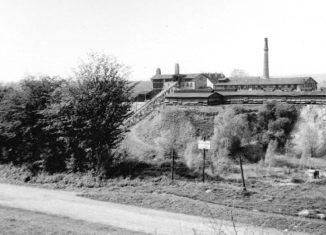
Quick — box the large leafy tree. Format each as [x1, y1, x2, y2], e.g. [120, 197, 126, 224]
[0, 76, 64, 170]
[58, 53, 133, 175]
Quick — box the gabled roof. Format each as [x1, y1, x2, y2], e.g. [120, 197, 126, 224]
[204, 74, 225, 84]
[166, 92, 221, 99]
[218, 90, 326, 97]
[151, 72, 226, 82]
[175, 88, 213, 93]
[151, 73, 203, 80]
[130, 81, 153, 97]
[215, 77, 315, 85]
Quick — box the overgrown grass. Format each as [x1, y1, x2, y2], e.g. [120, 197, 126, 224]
[268, 155, 301, 168]
[263, 153, 326, 170]
[0, 164, 100, 188]
[0, 205, 144, 235]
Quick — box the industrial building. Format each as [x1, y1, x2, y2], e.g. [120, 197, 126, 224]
[126, 38, 325, 127]
[151, 65, 225, 96]
[148, 38, 321, 105]
[165, 89, 223, 105]
[214, 76, 317, 92]
[151, 38, 317, 96]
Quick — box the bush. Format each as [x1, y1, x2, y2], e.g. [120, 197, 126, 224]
[268, 155, 300, 168]
[241, 144, 264, 163]
[291, 177, 305, 183]
[254, 101, 299, 152]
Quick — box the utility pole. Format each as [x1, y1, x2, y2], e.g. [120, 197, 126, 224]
[202, 137, 206, 183]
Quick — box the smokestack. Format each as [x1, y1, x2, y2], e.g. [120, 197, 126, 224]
[156, 68, 161, 75]
[175, 63, 180, 75]
[263, 38, 269, 79]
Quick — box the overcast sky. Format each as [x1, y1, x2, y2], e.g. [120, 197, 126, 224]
[1, 0, 326, 82]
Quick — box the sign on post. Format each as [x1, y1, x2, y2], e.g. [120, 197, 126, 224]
[198, 140, 211, 150]
[198, 139, 210, 183]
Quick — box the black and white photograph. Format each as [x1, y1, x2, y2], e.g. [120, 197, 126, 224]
[0, 0, 326, 234]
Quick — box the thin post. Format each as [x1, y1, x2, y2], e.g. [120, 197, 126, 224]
[202, 137, 206, 183]
[171, 149, 175, 181]
[202, 148, 206, 183]
[239, 155, 246, 191]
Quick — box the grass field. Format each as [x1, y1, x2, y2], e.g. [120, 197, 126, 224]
[1, 159, 326, 234]
[0, 205, 146, 235]
[79, 163, 326, 235]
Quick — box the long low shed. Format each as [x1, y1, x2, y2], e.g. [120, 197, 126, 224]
[165, 92, 223, 105]
[219, 91, 326, 105]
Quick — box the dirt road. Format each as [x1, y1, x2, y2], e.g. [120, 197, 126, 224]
[0, 183, 307, 235]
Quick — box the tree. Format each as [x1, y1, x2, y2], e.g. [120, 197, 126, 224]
[212, 108, 251, 159]
[230, 69, 249, 78]
[56, 53, 133, 175]
[254, 101, 299, 152]
[0, 76, 64, 171]
[302, 124, 319, 158]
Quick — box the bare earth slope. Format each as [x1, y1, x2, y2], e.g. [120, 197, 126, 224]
[0, 183, 306, 235]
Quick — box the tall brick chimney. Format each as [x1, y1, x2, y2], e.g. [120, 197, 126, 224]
[263, 38, 269, 79]
[175, 63, 180, 75]
[156, 68, 161, 75]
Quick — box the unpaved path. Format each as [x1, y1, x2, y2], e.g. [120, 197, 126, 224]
[0, 183, 307, 235]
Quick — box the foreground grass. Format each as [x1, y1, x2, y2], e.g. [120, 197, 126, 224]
[1, 162, 326, 234]
[80, 176, 326, 235]
[0, 205, 145, 235]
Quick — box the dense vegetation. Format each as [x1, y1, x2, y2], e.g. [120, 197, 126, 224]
[0, 53, 133, 176]
[192, 103, 300, 171]
[0, 51, 303, 179]
[233, 102, 299, 153]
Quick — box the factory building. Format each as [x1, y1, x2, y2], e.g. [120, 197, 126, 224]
[151, 64, 225, 96]
[151, 38, 317, 96]
[165, 89, 223, 106]
[214, 38, 317, 92]
[214, 76, 317, 92]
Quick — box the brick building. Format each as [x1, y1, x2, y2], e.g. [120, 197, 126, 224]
[151, 64, 225, 96]
[214, 76, 317, 92]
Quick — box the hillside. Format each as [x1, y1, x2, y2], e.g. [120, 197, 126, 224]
[121, 104, 326, 170]
[86, 105, 326, 235]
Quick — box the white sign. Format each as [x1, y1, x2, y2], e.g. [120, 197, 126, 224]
[198, 140, 211, 150]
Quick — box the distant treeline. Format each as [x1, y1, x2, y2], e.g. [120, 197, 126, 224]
[0, 53, 133, 176]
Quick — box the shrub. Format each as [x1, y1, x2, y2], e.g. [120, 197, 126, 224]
[241, 144, 264, 163]
[291, 177, 305, 183]
[268, 155, 300, 168]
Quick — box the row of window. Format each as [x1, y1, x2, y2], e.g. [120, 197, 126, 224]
[214, 84, 302, 89]
[153, 81, 163, 89]
[180, 82, 194, 88]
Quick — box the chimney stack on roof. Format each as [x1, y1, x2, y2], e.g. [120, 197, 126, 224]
[175, 63, 180, 75]
[156, 68, 161, 75]
[263, 38, 269, 79]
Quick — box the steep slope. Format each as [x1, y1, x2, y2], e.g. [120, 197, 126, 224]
[121, 107, 219, 166]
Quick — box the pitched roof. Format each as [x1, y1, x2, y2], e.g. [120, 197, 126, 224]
[151, 73, 203, 80]
[204, 73, 225, 84]
[215, 77, 315, 85]
[130, 81, 153, 97]
[218, 91, 326, 97]
[166, 92, 220, 99]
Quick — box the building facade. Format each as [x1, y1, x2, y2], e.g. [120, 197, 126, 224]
[151, 64, 225, 96]
[214, 77, 317, 92]
[165, 90, 223, 105]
